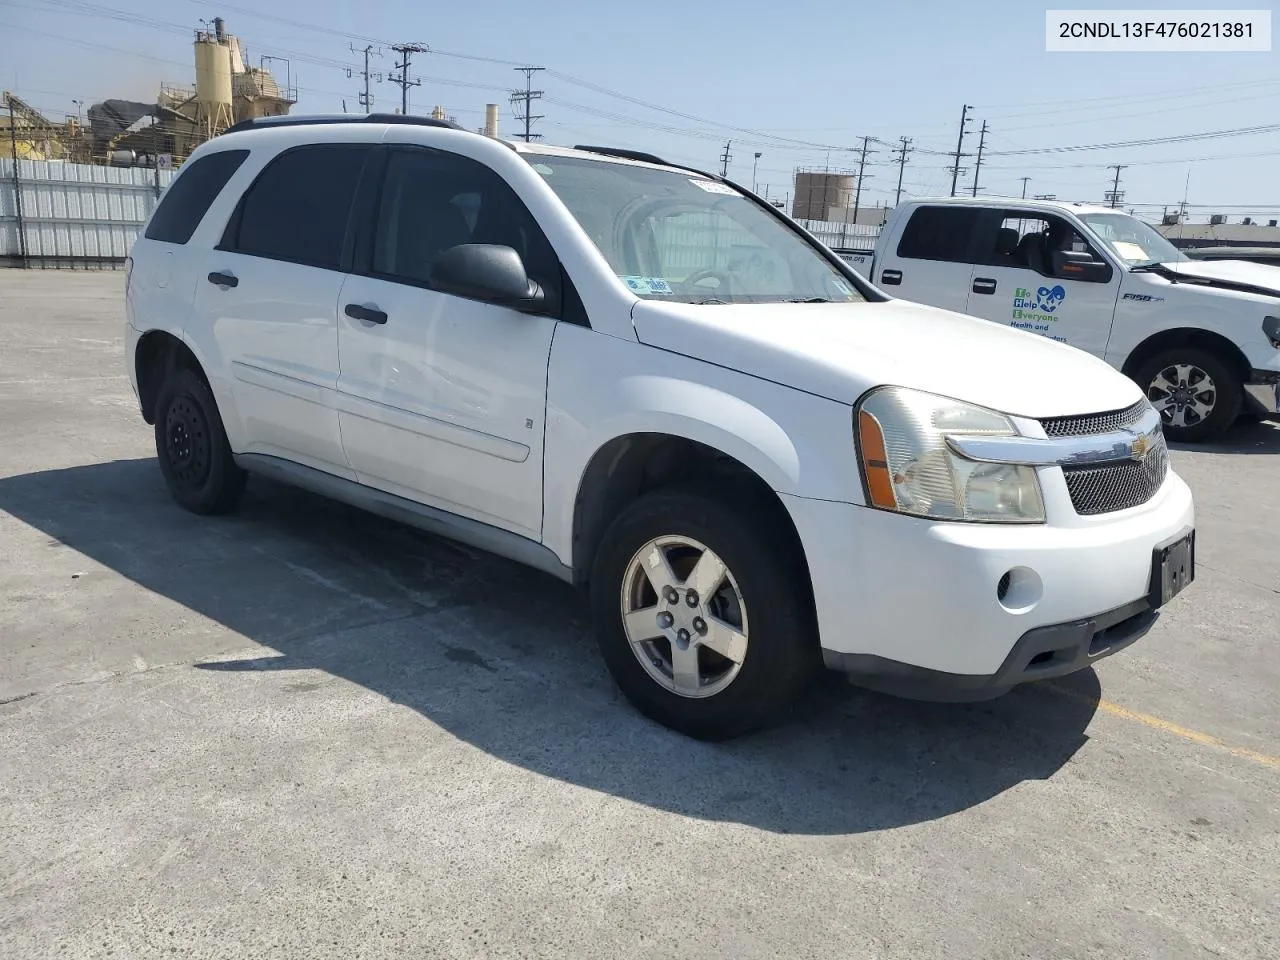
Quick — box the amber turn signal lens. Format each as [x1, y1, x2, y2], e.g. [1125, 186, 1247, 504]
[858, 409, 897, 509]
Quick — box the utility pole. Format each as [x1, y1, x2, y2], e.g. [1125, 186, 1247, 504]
[388, 43, 428, 115]
[949, 104, 973, 197]
[7, 98, 28, 267]
[348, 44, 383, 113]
[893, 136, 913, 206]
[752, 151, 762, 192]
[970, 120, 988, 197]
[852, 135, 876, 223]
[1106, 164, 1127, 208]
[510, 66, 545, 142]
[720, 140, 733, 176]
[1019, 176, 1031, 199]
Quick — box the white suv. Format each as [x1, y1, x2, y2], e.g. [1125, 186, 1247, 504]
[124, 114, 1196, 740]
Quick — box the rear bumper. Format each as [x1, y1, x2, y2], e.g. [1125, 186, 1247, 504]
[1244, 369, 1280, 416]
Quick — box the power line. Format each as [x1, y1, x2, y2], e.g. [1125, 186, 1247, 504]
[387, 42, 428, 115]
[510, 66, 545, 142]
[719, 140, 733, 176]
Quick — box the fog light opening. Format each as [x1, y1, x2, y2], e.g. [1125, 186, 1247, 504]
[997, 566, 1043, 614]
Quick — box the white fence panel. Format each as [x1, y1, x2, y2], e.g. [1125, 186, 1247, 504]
[1, 158, 175, 268]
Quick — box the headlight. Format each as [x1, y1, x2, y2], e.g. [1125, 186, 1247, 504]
[855, 386, 1045, 523]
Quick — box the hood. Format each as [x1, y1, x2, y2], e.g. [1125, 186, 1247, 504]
[1151, 259, 1280, 298]
[631, 299, 1144, 419]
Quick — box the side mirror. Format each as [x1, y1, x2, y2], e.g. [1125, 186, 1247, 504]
[429, 244, 547, 313]
[1052, 249, 1112, 283]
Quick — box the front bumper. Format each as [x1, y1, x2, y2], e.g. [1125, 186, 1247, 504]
[780, 468, 1195, 699]
[1244, 369, 1280, 416]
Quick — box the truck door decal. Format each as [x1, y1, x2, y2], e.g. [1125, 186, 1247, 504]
[1011, 285, 1069, 342]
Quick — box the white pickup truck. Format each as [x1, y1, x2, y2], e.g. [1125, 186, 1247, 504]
[853, 197, 1280, 442]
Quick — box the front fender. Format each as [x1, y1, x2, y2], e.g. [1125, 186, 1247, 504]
[542, 326, 863, 565]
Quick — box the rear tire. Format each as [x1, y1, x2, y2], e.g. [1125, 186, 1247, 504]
[153, 366, 246, 515]
[588, 485, 818, 741]
[1134, 348, 1241, 443]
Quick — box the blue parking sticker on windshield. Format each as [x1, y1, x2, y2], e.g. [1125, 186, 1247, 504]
[620, 276, 674, 294]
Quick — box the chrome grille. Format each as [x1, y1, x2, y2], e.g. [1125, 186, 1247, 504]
[1040, 400, 1148, 438]
[1061, 436, 1169, 515]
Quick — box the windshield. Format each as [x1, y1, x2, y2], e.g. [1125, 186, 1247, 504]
[1078, 212, 1188, 268]
[524, 154, 866, 304]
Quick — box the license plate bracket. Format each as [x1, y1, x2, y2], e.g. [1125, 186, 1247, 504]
[1149, 528, 1195, 609]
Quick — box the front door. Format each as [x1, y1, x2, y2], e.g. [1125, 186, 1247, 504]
[963, 209, 1121, 359]
[334, 145, 563, 540]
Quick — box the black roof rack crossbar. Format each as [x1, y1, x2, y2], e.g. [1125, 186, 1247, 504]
[224, 113, 465, 135]
[572, 145, 669, 165]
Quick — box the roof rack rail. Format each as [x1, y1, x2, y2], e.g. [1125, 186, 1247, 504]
[223, 113, 466, 135]
[572, 145, 669, 165]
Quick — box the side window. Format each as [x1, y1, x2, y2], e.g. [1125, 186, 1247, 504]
[371, 147, 559, 299]
[223, 144, 370, 269]
[982, 211, 1108, 280]
[895, 206, 982, 263]
[144, 149, 249, 244]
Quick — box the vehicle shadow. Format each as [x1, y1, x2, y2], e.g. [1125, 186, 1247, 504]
[1169, 417, 1280, 456]
[0, 458, 1102, 836]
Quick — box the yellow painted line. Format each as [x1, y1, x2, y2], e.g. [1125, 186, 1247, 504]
[1046, 683, 1280, 771]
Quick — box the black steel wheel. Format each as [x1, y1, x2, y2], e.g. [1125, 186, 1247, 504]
[153, 366, 246, 515]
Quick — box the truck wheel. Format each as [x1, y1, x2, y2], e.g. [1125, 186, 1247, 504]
[153, 366, 246, 515]
[1134, 348, 1242, 443]
[589, 485, 818, 741]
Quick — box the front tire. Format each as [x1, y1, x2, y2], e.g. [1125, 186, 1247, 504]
[153, 366, 246, 515]
[588, 485, 818, 741]
[1134, 348, 1241, 443]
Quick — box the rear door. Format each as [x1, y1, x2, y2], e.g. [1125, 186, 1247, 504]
[963, 208, 1121, 358]
[192, 139, 376, 475]
[871, 204, 983, 312]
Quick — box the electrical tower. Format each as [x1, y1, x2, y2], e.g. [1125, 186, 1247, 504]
[720, 140, 733, 176]
[970, 120, 988, 197]
[511, 66, 545, 142]
[852, 135, 876, 223]
[893, 136, 913, 206]
[949, 104, 973, 197]
[1106, 164, 1127, 208]
[348, 44, 383, 113]
[388, 43, 428, 115]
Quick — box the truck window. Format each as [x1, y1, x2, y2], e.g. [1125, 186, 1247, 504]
[981, 212, 1107, 278]
[895, 206, 981, 263]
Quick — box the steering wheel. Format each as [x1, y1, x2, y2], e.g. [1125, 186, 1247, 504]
[680, 267, 736, 297]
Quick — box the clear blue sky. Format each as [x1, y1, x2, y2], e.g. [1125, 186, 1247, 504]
[3, 0, 1279, 219]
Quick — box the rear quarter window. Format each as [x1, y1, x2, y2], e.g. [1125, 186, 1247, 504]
[896, 206, 981, 263]
[143, 149, 249, 245]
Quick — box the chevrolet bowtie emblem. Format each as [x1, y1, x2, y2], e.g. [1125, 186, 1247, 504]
[1129, 433, 1151, 461]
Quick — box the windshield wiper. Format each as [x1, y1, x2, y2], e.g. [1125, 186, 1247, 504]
[695, 298, 728, 305]
[786, 297, 830, 303]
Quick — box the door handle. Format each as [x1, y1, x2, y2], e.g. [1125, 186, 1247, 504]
[880, 269, 902, 286]
[972, 277, 997, 294]
[207, 271, 238, 288]
[344, 303, 388, 325]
